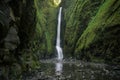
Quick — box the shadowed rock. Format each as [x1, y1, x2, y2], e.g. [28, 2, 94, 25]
[4, 27, 20, 50]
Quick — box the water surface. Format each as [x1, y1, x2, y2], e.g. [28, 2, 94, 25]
[24, 59, 120, 80]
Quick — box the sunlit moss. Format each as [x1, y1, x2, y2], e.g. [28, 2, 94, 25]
[53, 0, 61, 6]
[47, 0, 61, 7]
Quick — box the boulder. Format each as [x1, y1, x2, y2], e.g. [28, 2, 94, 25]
[4, 27, 20, 50]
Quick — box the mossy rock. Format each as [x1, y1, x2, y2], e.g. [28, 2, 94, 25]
[75, 0, 120, 64]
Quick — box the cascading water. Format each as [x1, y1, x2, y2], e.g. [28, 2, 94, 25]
[55, 7, 63, 76]
[55, 61, 63, 75]
[56, 7, 63, 61]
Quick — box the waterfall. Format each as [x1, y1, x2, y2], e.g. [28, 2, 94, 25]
[55, 7, 63, 76]
[55, 61, 63, 75]
[56, 7, 63, 60]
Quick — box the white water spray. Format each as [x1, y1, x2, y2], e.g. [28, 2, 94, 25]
[55, 61, 63, 75]
[56, 7, 63, 60]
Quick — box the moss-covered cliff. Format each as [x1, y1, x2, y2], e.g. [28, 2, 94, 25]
[75, 0, 120, 63]
[63, 0, 120, 64]
[34, 0, 62, 58]
[32, 0, 120, 64]
[63, 0, 104, 57]
[0, 0, 120, 79]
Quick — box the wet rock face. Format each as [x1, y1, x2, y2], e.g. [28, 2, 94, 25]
[34, 0, 58, 58]
[0, 0, 11, 43]
[0, 0, 37, 79]
[62, 0, 104, 57]
[62, 0, 120, 63]
[4, 27, 20, 50]
[19, 0, 36, 48]
[73, 0, 120, 63]
[0, 0, 36, 49]
[0, 0, 36, 51]
[81, 24, 120, 63]
[0, 0, 36, 48]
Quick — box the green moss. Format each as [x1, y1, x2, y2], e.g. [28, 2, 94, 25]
[34, 0, 58, 56]
[74, 0, 120, 63]
[63, 0, 103, 55]
[76, 0, 120, 51]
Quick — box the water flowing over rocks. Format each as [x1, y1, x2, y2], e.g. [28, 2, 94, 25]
[0, 0, 120, 79]
[22, 59, 120, 80]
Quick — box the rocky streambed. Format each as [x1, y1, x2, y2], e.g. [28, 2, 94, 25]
[23, 59, 120, 80]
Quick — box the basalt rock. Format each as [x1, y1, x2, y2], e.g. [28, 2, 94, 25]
[4, 27, 20, 50]
[61, 0, 120, 64]
[74, 0, 120, 64]
[0, 0, 37, 79]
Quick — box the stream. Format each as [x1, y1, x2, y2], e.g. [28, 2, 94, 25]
[23, 59, 120, 80]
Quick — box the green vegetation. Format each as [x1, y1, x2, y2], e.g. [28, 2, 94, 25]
[74, 0, 120, 63]
[34, 0, 59, 58]
[60, 0, 120, 64]
[63, 0, 104, 57]
[76, 0, 120, 50]
[0, 0, 120, 79]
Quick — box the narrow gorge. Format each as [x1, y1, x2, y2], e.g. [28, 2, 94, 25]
[0, 0, 120, 80]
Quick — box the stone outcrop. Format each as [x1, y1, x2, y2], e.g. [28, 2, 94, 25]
[0, 0, 37, 79]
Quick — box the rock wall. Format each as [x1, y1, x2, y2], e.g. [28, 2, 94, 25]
[63, 0, 120, 64]
[75, 0, 120, 64]
[34, 0, 60, 58]
[30, 0, 120, 65]
[63, 0, 104, 57]
[0, 0, 39, 79]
